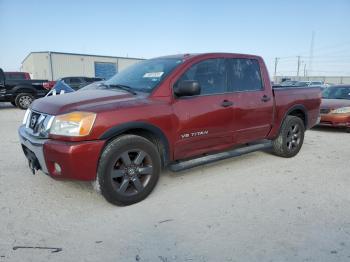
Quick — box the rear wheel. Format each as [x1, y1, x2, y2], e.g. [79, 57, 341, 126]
[98, 135, 161, 206]
[15, 93, 34, 110]
[272, 116, 305, 158]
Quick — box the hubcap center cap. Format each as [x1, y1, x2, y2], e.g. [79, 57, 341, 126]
[126, 167, 138, 176]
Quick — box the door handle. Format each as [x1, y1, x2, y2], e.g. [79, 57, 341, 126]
[261, 95, 271, 102]
[221, 100, 234, 107]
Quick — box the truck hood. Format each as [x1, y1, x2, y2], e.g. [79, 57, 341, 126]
[321, 99, 350, 110]
[31, 89, 148, 115]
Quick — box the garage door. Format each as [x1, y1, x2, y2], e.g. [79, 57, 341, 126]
[94, 62, 117, 80]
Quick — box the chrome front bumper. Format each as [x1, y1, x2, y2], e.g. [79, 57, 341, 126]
[18, 125, 49, 174]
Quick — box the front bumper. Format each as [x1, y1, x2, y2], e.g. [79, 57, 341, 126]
[319, 113, 350, 127]
[18, 125, 105, 180]
[19, 125, 49, 173]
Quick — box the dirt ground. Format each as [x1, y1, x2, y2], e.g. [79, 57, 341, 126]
[0, 103, 349, 262]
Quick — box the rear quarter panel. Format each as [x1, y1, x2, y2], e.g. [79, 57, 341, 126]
[268, 87, 321, 138]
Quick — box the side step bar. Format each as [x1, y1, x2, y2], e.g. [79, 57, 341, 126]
[168, 141, 272, 172]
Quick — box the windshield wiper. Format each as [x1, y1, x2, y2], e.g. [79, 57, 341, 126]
[108, 84, 137, 95]
[98, 83, 137, 95]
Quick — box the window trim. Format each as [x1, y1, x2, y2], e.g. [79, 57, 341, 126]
[172, 58, 229, 99]
[226, 58, 264, 93]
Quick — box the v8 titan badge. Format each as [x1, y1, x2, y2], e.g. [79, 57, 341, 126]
[181, 130, 209, 139]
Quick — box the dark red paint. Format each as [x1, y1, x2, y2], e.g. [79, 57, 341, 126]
[30, 53, 321, 180]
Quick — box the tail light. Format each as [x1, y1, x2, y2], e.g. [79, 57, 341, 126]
[43, 81, 56, 90]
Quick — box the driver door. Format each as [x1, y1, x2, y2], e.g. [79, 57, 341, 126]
[172, 58, 234, 160]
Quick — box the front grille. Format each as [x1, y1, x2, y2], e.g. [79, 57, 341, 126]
[25, 110, 53, 137]
[28, 111, 42, 130]
[320, 108, 331, 114]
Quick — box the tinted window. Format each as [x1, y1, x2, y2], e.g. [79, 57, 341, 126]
[5, 73, 26, 80]
[177, 58, 227, 95]
[322, 86, 350, 100]
[227, 59, 263, 91]
[85, 77, 103, 82]
[69, 78, 82, 84]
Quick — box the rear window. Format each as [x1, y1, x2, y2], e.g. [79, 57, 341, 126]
[68, 78, 82, 84]
[85, 77, 103, 82]
[5, 73, 26, 80]
[227, 59, 263, 91]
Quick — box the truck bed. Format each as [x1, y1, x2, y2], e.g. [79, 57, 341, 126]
[268, 86, 321, 138]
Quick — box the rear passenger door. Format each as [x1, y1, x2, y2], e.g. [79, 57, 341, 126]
[172, 58, 234, 160]
[226, 58, 274, 144]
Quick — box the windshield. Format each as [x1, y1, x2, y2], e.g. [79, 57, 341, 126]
[322, 86, 350, 99]
[82, 58, 183, 93]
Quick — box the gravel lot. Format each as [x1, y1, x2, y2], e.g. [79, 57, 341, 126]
[0, 102, 349, 262]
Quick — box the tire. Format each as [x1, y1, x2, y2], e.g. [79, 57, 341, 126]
[10, 101, 16, 107]
[272, 116, 305, 158]
[98, 134, 161, 206]
[15, 93, 34, 110]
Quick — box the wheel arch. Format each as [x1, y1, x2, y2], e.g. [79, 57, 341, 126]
[99, 122, 170, 166]
[285, 104, 308, 128]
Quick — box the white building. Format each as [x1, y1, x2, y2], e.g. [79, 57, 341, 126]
[21, 51, 144, 80]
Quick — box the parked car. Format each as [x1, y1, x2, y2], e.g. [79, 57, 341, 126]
[319, 85, 350, 132]
[43, 76, 104, 91]
[0, 68, 50, 109]
[294, 80, 328, 88]
[279, 80, 299, 86]
[45, 80, 75, 97]
[18, 53, 321, 205]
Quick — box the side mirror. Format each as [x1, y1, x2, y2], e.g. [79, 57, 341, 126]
[174, 80, 201, 97]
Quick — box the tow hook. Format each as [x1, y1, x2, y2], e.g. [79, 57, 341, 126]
[28, 159, 39, 175]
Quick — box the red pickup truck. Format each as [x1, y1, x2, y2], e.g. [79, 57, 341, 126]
[18, 53, 321, 205]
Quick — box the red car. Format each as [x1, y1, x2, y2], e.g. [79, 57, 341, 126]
[319, 85, 350, 132]
[18, 53, 321, 205]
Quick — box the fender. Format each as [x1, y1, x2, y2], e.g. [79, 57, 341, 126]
[99, 121, 170, 164]
[278, 104, 308, 131]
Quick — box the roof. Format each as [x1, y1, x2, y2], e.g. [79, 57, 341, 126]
[21, 51, 144, 64]
[153, 52, 261, 60]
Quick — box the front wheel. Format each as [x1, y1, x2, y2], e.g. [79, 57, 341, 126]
[15, 93, 34, 110]
[97, 135, 161, 206]
[272, 116, 305, 158]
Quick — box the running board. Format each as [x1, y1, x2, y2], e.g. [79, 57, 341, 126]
[168, 141, 272, 172]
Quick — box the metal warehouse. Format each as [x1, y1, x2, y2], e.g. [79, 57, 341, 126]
[21, 51, 144, 80]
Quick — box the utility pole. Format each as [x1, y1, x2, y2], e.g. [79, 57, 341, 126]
[303, 63, 307, 76]
[309, 31, 315, 76]
[297, 56, 301, 79]
[274, 57, 279, 83]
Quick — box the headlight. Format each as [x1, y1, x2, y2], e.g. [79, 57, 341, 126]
[331, 107, 350, 114]
[50, 111, 96, 137]
[22, 109, 31, 125]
